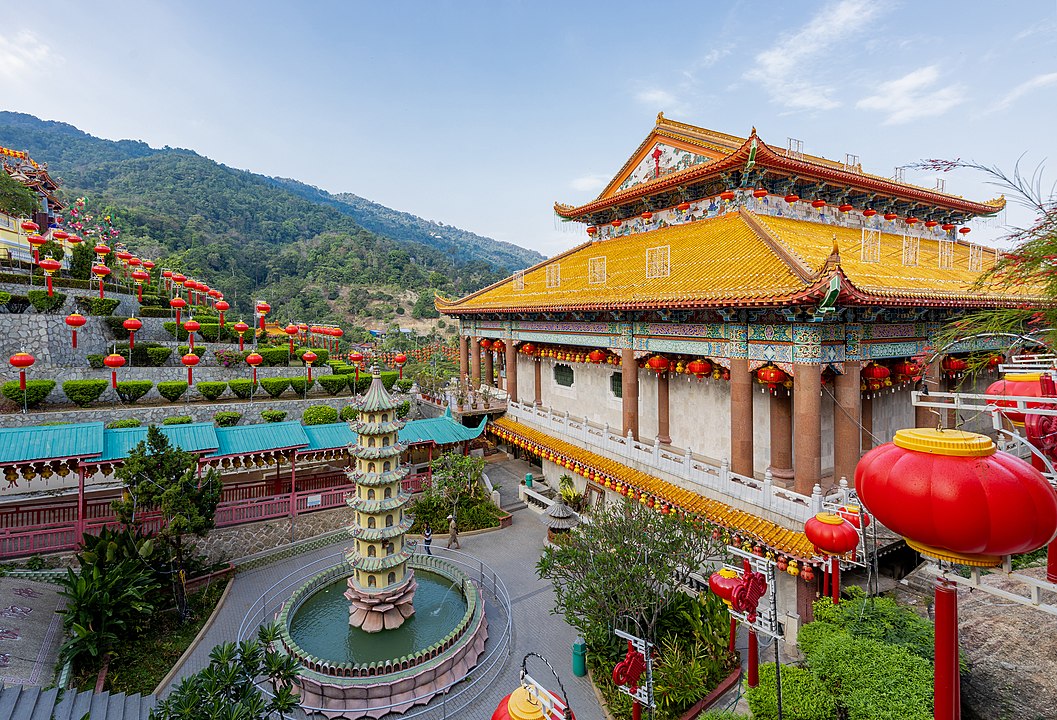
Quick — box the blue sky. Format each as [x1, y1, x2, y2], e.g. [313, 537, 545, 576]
[2, 0, 1055, 256]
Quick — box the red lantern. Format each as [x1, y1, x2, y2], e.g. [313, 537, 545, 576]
[959, 227, 971, 235]
[349, 350, 364, 386]
[752, 188, 768, 198]
[302, 350, 317, 382]
[19, 221, 39, 234]
[941, 223, 955, 232]
[892, 360, 920, 382]
[9, 352, 34, 391]
[646, 355, 669, 374]
[285, 323, 298, 355]
[171, 272, 186, 288]
[215, 300, 230, 327]
[861, 362, 890, 382]
[394, 352, 408, 378]
[37, 256, 61, 296]
[142, 259, 155, 272]
[640, 211, 653, 220]
[687, 358, 712, 380]
[784, 194, 799, 203]
[837, 505, 870, 529]
[676, 201, 691, 212]
[520, 343, 537, 356]
[801, 565, 815, 583]
[611, 220, 622, 228]
[26, 235, 46, 264]
[331, 327, 344, 352]
[162, 269, 173, 290]
[985, 372, 1047, 426]
[246, 352, 263, 385]
[480, 338, 493, 350]
[905, 216, 919, 225]
[810, 199, 826, 208]
[492, 340, 505, 352]
[233, 320, 250, 351]
[586, 226, 598, 237]
[862, 209, 877, 217]
[104, 353, 126, 389]
[131, 269, 150, 301]
[883, 212, 898, 221]
[123, 317, 143, 352]
[67, 234, 82, 246]
[838, 203, 853, 212]
[65, 313, 87, 348]
[924, 220, 939, 228]
[805, 512, 859, 604]
[255, 301, 271, 331]
[91, 264, 111, 299]
[182, 352, 200, 385]
[941, 356, 967, 377]
[756, 365, 788, 393]
[587, 349, 607, 364]
[720, 190, 736, 202]
[184, 319, 201, 350]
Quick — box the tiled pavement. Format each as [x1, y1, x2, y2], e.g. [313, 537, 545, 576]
[161, 460, 606, 719]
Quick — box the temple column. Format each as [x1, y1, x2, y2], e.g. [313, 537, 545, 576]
[470, 337, 481, 388]
[915, 359, 941, 428]
[656, 370, 671, 444]
[729, 358, 753, 478]
[534, 358, 542, 407]
[483, 349, 494, 387]
[506, 342, 518, 403]
[793, 363, 822, 495]
[833, 361, 861, 485]
[621, 349, 639, 440]
[768, 392, 793, 483]
[459, 335, 469, 389]
[861, 396, 873, 452]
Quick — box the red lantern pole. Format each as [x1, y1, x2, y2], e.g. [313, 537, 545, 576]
[934, 579, 959, 720]
[728, 616, 737, 654]
[746, 629, 759, 689]
[830, 556, 841, 604]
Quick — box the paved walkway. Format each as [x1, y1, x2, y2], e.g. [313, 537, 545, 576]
[0, 578, 65, 688]
[162, 461, 605, 719]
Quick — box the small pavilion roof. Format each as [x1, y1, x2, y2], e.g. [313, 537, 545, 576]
[0, 422, 104, 466]
[400, 409, 486, 445]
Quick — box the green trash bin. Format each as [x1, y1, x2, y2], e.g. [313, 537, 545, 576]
[572, 638, 587, 677]
[525, 473, 533, 489]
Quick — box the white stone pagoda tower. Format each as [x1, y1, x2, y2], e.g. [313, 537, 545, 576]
[345, 367, 416, 632]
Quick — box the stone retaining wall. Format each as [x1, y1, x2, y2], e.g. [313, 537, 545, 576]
[191, 505, 351, 565]
[0, 281, 141, 318]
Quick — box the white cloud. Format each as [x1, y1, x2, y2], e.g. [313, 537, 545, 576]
[0, 30, 58, 83]
[569, 174, 609, 192]
[745, 0, 882, 111]
[855, 65, 965, 124]
[986, 72, 1057, 113]
[635, 88, 678, 107]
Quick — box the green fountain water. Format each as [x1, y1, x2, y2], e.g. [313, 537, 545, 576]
[289, 570, 467, 665]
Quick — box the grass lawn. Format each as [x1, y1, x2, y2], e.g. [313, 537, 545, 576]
[76, 578, 229, 696]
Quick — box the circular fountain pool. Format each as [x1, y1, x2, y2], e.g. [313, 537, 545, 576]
[289, 570, 467, 665]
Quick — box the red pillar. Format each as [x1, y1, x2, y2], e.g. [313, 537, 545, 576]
[621, 348, 639, 440]
[505, 342, 518, 403]
[747, 629, 759, 688]
[934, 578, 960, 720]
[76, 466, 86, 540]
[289, 454, 297, 521]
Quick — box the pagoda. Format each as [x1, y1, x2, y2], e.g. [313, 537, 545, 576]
[344, 367, 416, 632]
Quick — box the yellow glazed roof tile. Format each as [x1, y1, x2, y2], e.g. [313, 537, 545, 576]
[491, 417, 816, 560]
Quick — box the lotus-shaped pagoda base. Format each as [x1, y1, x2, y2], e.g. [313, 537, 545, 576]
[345, 572, 417, 633]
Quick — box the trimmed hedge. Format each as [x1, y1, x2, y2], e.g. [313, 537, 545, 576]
[0, 291, 9, 305]
[106, 418, 142, 429]
[146, 347, 173, 366]
[228, 379, 258, 399]
[62, 379, 109, 407]
[112, 341, 166, 367]
[395, 378, 414, 393]
[259, 377, 290, 398]
[157, 380, 189, 402]
[196, 381, 227, 401]
[162, 415, 193, 425]
[395, 399, 411, 419]
[747, 664, 838, 720]
[258, 347, 292, 367]
[75, 296, 121, 316]
[177, 345, 207, 357]
[1, 379, 56, 408]
[87, 354, 105, 369]
[261, 409, 287, 423]
[164, 322, 189, 341]
[0, 270, 125, 293]
[27, 290, 66, 314]
[295, 347, 329, 364]
[116, 380, 153, 403]
[139, 306, 175, 318]
[197, 323, 236, 342]
[4, 294, 30, 314]
[303, 405, 339, 425]
[213, 411, 241, 427]
[289, 377, 314, 395]
[317, 374, 347, 395]
[339, 404, 356, 422]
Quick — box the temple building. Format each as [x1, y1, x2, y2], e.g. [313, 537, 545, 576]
[438, 115, 1035, 632]
[345, 368, 417, 632]
[0, 145, 70, 263]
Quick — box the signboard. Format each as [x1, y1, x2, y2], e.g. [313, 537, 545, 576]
[306, 494, 322, 508]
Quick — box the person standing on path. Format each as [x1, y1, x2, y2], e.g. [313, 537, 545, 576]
[423, 522, 433, 555]
[447, 514, 460, 549]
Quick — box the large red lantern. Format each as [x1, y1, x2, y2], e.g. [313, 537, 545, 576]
[182, 352, 200, 385]
[941, 356, 968, 378]
[255, 301, 271, 331]
[492, 340, 505, 353]
[756, 364, 788, 393]
[676, 201, 691, 212]
[214, 300, 230, 328]
[93, 243, 111, 262]
[245, 351, 263, 385]
[857, 428, 1057, 720]
[883, 212, 898, 222]
[19, 221, 39, 234]
[285, 324, 298, 355]
[171, 272, 186, 289]
[646, 355, 669, 374]
[26, 235, 46, 264]
[804, 512, 859, 604]
[170, 297, 187, 327]
[123, 317, 143, 352]
[838, 203, 853, 212]
[91, 263, 111, 299]
[67, 234, 82, 246]
[131, 269, 150, 301]
[985, 372, 1046, 426]
[302, 350, 318, 383]
[37, 256, 61, 296]
[752, 188, 768, 198]
[720, 190, 737, 202]
[65, 313, 87, 348]
[862, 209, 877, 217]
[892, 360, 920, 383]
[520, 343, 537, 356]
[394, 352, 408, 379]
[480, 338, 493, 350]
[104, 353, 126, 389]
[184, 319, 201, 350]
[9, 352, 34, 391]
[861, 362, 890, 382]
[687, 358, 712, 380]
[233, 320, 250, 351]
[587, 349, 607, 364]
[810, 199, 826, 208]
[784, 194, 799, 204]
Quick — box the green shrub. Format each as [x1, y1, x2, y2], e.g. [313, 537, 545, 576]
[259, 377, 290, 398]
[196, 381, 227, 401]
[109, 340, 165, 367]
[1, 379, 56, 408]
[146, 347, 173, 366]
[295, 347, 329, 364]
[86, 354, 105, 369]
[339, 404, 357, 421]
[162, 415, 193, 425]
[260, 409, 287, 423]
[106, 418, 142, 429]
[27, 290, 66, 314]
[302, 405, 339, 425]
[288, 377, 314, 395]
[116, 380, 152, 404]
[395, 378, 414, 392]
[104, 316, 134, 339]
[177, 345, 206, 357]
[317, 374, 347, 395]
[62, 379, 109, 407]
[213, 349, 247, 368]
[75, 296, 121, 316]
[258, 347, 291, 366]
[4, 293, 31, 313]
[228, 379, 258, 399]
[163, 321, 189, 341]
[39, 421, 70, 426]
[157, 381, 189, 402]
[197, 323, 235, 343]
[746, 664, 838, 720]
[349, 375, 372, 394]
[380, 371, 399, 391]
[213, 411, 241, 427]
[0, 291, 9, 305]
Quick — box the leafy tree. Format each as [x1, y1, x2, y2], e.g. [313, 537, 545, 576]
[537, 500, 721, 649]
[150, 625, 300, 720]
[0, 170, 38, 216]
[112, 426, 221, 617]
[428, 451, 485, 516]
[411, 291, 439, 319]
[69, 240, 95, 280]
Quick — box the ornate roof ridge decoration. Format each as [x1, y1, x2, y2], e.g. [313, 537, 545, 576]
[555, 117, 1004, 220]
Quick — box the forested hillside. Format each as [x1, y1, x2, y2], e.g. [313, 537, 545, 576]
[0, 112, 543, 332]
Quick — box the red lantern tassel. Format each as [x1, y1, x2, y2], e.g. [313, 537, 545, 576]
[175, 309, 181, 327]
[98, 279, 105, 299]
[307, 366, 313, 383]
[137, 284, 143, 301]
[129, 333, 135, 352]
[46, 275, 53, 296]
[259, 315, 265, 331]
[187, 367, 194, 386]
[219, 312, 225, 328]
[189, 335, 195, 351]
[71, 330, 78, 349]
[252, 367, 257, 384]
[239, 336, 244, 351]
[111, 370, 117, 390]
[19, 371, 26, 391]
